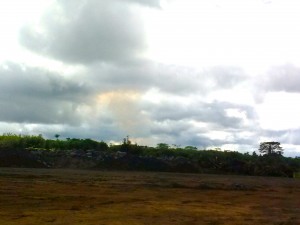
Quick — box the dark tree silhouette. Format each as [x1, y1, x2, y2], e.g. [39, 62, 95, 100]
[259, 142, 283, 155]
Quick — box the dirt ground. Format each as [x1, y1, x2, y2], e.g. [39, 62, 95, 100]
[0, 168, 299, 225]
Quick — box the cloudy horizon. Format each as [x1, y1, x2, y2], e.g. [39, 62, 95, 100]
[1, 0, 300, 156]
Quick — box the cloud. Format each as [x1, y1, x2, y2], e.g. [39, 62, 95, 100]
[0, 61, 257, 148]
[0, 62, 91, 125]
[2, 0, 300, 157]
[262, 128, 300, 146]
[0, 62, 151, 140]
[139, 97, 260, 147]
[204, 66, 248, 89]
[254, 64, 300, 100]
[125, 0, 161, 7]
[4, 0, 264, 151]
[257, 128, 300, 156]
[85, 60, 156, 93]
[147, 118, 258, 148]
[19, 0, 153, 64]
[143, 99, 257, 128]
[252, 63, 300, 105]
[85, 61, 249, 97]
[265, 64, 300, 92]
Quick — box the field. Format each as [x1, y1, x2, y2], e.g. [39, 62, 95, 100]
[0, 168, 299, 225]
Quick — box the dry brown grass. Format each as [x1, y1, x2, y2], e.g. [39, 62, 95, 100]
[0, 168, 299, 225]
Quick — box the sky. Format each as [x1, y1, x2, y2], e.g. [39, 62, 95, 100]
[1, 0, 300, 156]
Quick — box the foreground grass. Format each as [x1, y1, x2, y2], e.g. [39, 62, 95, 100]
[0, 168, 299, 225]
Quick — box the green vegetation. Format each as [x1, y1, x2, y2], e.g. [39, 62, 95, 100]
[0, 133, 108, 151]
[294, 172, 300, 178]
[0, 133, 299, 177]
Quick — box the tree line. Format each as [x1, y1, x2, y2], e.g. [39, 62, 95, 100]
[0, 133, 108, 151]
[0, 133, 299, 177]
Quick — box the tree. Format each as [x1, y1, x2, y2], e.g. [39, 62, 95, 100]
[54, 134, 60, 140]
[156, 143, 169, 150]
[184, 146, 197, 151]
[120, 136, 131, 153]
[259, 142, 283, 155]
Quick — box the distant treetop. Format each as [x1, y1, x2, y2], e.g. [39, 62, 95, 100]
[259, 141, 283, 155]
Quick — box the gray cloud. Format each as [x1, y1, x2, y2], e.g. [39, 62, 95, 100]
[259, 64, 300, 93]
[125, 0, 161, 7]
[19, 0, 151, 64]
[252, 64, 300, 103]
[262, 129, 300, 146]
[138, 99, 260, 148]
[147, 118, 258, 148]
[257, 129, 300, 156]
[70, 61, 254, 147]
[148, 118, 228, 148]
[0, 62, 91, 125]
[19, 0, 248, 97]
[5, 0, 262, 150]
[2, 0, 300, 157]
[0, 58, 254, 149]
[0, 61, 153, 140]
[149, 65, 248, 95]
[0, 60, 260, 149]
[85, 61, 249, 96]
[202, 66, 248, 89]
[143, 100, 257, 129]
[86, 60, 156, 92]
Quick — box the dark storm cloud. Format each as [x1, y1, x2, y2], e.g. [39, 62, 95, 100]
[19, 0, 150, 64]
[0, 62, 91, 125]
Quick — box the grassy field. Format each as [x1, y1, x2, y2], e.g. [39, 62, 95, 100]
[0, 168, 299, 225]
